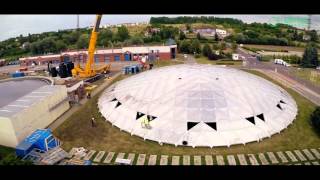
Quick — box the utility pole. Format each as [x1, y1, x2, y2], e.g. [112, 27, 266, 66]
[76, 15, 80, 65]
[308, 14, 312, 31]
[77, 14, 80, 30]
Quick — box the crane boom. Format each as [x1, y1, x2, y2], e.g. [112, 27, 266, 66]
[72, 14, 110, 78]
[85, 15, 102, 74]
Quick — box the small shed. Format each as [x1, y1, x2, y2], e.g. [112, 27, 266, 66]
[16, 129, 60, 158]
[232, 54, 239, 60]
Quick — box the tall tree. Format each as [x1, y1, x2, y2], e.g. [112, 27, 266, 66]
[55, 40, 67, 52]
[214, 33, 219, 41]
[130, 36, 144, 45]
[98, 28, 113, 46]
[76, 34, 89, 49]
[311, 106, 320, 133]
[179, 40, 191, 53]
[117, 26, 130, 41]
[196, 33, 202, 40]
[309, 30, 318, 42]
[190, 39, 201, 54]
[179, 30, 186, 40]
[186, 23, 192, 32]
[292, 30, 299, 41]
[202, 43, 212, 57]
[301, 43, 318, 68]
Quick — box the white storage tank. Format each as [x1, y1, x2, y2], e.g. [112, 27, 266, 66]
[0, 85, 70, 147]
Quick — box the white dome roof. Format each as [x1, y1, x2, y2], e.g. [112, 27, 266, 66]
[98, 64, 297, 147]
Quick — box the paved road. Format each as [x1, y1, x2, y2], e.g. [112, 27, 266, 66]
[237, 48, 320, 106]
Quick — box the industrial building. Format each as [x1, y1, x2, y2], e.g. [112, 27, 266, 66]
[0, 79, 70, 147]
[98, 64, 297, 148]
[19, 45, 177, 66]
[193, 28, 228, 38]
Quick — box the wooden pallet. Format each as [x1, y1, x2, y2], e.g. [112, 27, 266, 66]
[40, 147, 69, 165]
[67, 158, 85, 165]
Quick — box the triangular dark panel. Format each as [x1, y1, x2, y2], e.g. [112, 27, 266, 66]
[147, 115, 157, 121]
[205, 122, 217, 131]
[256, 113, 265, 121]
[277, 103, 283, 110]
[245, 117, 255, 125]
[280, 100, 286, 104]
[111, 98, 117, 102]
[115, 101, 121, 108]
[187, 122, 199, 130]
[136, 112, 145, 120]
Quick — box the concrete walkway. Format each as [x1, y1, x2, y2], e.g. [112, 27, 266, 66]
[184, 55, 197, 64]
[48, 72, 121, 130]
[65, 148, 320, 166]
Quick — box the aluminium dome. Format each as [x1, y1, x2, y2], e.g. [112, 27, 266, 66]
[98, 64, 297, 148]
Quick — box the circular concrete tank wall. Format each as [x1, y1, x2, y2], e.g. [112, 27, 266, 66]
[98, 64, 298, 148]
[0, 78, 50, 108]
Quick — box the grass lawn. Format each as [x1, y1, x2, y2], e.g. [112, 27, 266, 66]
[154, 59, 184, 67]
[195, 56, 242, 66]
[243, 44, 307, 52]
[54, 66, 319, 156]
[290, 68, 320, 87]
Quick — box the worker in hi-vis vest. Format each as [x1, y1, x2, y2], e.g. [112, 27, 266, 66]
[140, 115, 150, 129]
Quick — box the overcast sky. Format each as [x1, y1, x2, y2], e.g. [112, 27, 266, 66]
[0, 15, 319, 41]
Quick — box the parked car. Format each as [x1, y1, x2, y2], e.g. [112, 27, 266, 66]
[274, 59, 291, 67]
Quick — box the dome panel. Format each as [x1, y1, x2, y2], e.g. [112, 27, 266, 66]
[98, 64, 298, 147]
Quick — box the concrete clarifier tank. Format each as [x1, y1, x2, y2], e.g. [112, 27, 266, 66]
[0, 79, 70, 147]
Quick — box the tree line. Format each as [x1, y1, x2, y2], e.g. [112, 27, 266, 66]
[151, 16, 319, 47]
[150, 16, 244, 26]
[0, 24, 183, 61]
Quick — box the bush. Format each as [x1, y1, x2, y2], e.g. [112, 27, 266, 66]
[208, 53, 223, 60]
[179, 40, 191, 54]
[202, 44, 212, 57]
[223, 52, 232, 59]
[216, 62, 234, 65]
[194, 54, 201, 58]
[301, 43, 319, 68]
[311, 107, 320, 133]
[261, 55, 273, 62]
[190, 39, 201, 54]
[0, 154, 33, 165]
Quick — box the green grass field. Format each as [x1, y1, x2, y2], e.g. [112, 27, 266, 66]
[290, 68, 320, 87]
[53, 66, 319, 156]
[195, 56, 242, 66]
[154, 59, 183, 67]
[243, 44, 307, 52]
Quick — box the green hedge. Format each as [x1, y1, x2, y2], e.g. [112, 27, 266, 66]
[311, 107, 320, 133]
[216, 62, 235, 65]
